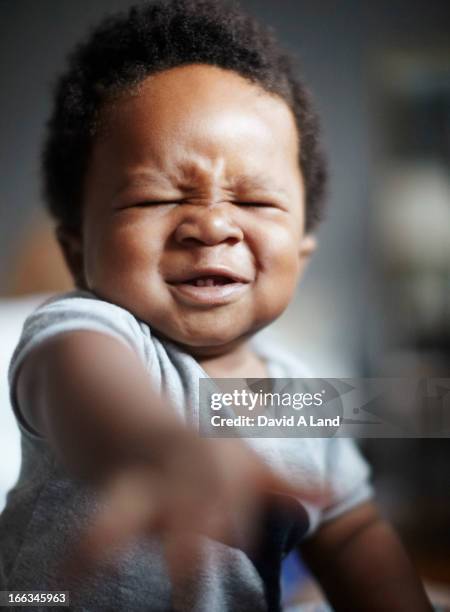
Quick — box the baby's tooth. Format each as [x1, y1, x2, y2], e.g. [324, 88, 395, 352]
[205, 278, 214, 287]
[196, 279, 205, 287]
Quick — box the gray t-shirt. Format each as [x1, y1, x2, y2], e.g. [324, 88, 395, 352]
[0, 291, 372, 611]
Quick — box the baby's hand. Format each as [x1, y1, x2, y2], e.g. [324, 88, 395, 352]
[71, 432, 312, 583]
[16, 329, 322, 585]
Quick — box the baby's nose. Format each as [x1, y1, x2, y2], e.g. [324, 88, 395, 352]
[174, 205, 244, 247]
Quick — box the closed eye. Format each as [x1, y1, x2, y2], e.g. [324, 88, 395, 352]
[235, 201, 275, 208]
[133, 200, 181, 207]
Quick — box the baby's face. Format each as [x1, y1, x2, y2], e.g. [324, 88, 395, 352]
[73, 64, 314, 355]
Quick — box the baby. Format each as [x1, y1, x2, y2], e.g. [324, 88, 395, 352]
[0, 1, 432, 611]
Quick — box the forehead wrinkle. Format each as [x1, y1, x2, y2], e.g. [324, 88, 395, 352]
[113, 162, 290, 200]
[228, 173, 290, 198]
[113, 170, 174, 197]
[171, 156, 289, 199]
[175, 155, 226, 189]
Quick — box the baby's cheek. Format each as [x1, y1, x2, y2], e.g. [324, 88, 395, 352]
[85, 223, 154, 297]
[254, 244, 300, 324]
[269, 251, 300, 299]
[259, 227, 301, 279]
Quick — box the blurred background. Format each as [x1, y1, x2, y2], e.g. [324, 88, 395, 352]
[1, 0, 449, 607]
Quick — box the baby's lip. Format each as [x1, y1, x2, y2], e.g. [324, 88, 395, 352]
[166, 266, 252, 285]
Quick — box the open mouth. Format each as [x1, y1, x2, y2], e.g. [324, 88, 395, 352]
[182, 275, 236, 287]
[167, 270, 250, 305]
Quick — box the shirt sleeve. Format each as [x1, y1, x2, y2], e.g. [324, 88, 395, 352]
[8, 290, 147, 439]
[319, 437, 374, 524]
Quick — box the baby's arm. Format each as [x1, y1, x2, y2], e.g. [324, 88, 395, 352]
[16, 330, 298, 573]
[18, 330, 180, 479]
[298, 500, 432, 611]
[17, 330, 186, 481]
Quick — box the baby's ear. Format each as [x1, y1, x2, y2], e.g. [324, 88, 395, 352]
[55, 225, 86, 289]
[298, 234, 317, 262]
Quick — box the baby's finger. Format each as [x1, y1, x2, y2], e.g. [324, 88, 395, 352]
[225, 440, 331, 507]
[255, 461, 330, 506]
[164, 530, 204, 597]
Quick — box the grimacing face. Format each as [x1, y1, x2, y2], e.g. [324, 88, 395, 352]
[59, 64, 316, 358]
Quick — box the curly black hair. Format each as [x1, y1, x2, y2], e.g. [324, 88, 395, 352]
[42, 0, 327, 233]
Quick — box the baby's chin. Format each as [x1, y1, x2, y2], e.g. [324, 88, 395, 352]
[160, 329, 247, 353]
[153, 319, 271, 359]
